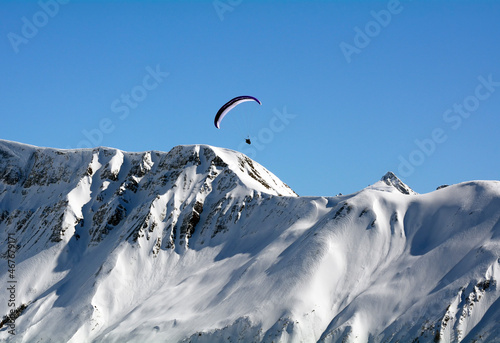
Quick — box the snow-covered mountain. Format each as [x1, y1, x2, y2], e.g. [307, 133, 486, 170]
[0, 139, 499, 343]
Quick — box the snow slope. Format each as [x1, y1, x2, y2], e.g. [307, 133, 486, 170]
[0, 139, 499, 343]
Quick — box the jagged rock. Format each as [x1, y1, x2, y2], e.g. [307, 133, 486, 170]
[381, 171, 417, 195]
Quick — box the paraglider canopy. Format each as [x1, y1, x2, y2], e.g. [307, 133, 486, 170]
[214, 95, 261, 129]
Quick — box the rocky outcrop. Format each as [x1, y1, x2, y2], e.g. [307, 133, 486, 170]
[381, 171, 417, 195]
[0, 141, 296, 255]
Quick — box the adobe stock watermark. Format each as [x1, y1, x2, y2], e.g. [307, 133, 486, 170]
[71, 64, 169, 149]
[239, 106, 297, 159]
[339, 0, 406, 63]
[5, 233, 17, 335]
[213, 0, 242, 21]
[398, 74, 499, 177]
[7, 0, 70, 54]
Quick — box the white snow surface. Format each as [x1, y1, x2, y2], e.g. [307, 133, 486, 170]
[0, 139, 499, 343]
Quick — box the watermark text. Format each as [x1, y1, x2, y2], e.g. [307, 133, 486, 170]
[71, 64, 169, 149]
[5, 233, 17, 335]
[7, 0, 70, 54]
[340, 0, 405, 63]
[213, 0, 242, 21]
[398, 74, 499, 177]
[239, 106, 297, 159]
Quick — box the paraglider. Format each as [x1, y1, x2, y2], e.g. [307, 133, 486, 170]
[214, 96, 261, 144]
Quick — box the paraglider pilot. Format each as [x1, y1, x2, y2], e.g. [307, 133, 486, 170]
[214, 96, 260, 146]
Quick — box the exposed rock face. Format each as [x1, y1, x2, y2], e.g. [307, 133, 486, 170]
[0, 142, 295, 253]
[381, 171, 417, 195]
[1, 140, 499, 343]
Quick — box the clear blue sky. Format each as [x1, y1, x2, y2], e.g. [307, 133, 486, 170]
[1, 0, 500, 196]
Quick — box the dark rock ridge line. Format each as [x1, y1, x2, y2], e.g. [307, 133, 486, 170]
[0, 141, 296, 255]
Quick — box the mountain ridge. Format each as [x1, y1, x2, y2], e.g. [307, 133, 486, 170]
[1, 139, 499, 343]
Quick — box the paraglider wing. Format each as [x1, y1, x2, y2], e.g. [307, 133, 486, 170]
[214, 95, 261, 129]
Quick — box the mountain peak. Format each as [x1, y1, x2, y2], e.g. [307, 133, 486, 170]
[163, 144, 297, 197]
[381, 171, 417, 195]
[0, 139, 296, 249]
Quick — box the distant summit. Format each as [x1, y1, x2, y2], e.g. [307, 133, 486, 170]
[380, 171, 417, 195]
